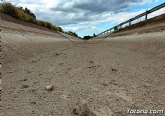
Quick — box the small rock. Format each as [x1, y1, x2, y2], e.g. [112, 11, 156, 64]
[102, 83, 108, 86]
[7, 71, 13, 73]
[72, 103, 96, 116]
[30, 101, 37, 105]
[88, 66, 97, 69]
[89, 61, 94, 64]
[53, 52, 60, 56]
[144, 83, 152, 88]
[59, 63, 64, 66]
[112, 68, 117, 71]
[45, 85, 54, 91]
[20, 78, 27, 82]
[22, 85, 29, 88]
[73, 108, 79, 115]
[27, 71, 31, 73]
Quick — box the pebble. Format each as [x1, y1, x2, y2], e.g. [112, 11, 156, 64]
[30, 101, 37, 105]
[112, 68, 118, 71]
[72, 103, 96, 116]
[45, 85, 54, 91]
[89, 61, 94, 64]
[59, 63, 64, 66]
[22, 84, 29, 88]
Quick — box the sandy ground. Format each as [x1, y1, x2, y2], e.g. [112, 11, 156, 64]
[1, 17, 165, 116]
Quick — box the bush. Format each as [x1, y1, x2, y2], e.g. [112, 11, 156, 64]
[83, 36, 92, 40]
[0, 3, 20, 19]
[66, 31, 78, 37]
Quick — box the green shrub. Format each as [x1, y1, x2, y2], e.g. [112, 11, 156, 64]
[0, 3, 20, 19]
[66, 31, 78, 37]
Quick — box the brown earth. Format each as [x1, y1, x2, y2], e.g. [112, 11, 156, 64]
[1, 13, 165, 116]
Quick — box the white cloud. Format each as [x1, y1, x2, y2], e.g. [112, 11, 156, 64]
[6, 0, 165, 36]
[63, 26, 96, 32]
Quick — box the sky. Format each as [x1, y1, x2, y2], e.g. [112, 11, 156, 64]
[4, 0, 165, 37]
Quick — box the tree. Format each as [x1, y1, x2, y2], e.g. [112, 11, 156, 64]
[93, 33, 96, 37]
[66, 31, 78, 37]
[24, 7, 36, 19]
[83, 36, 92, 40]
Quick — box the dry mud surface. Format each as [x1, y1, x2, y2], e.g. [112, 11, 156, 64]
[1, 20, 165, 116]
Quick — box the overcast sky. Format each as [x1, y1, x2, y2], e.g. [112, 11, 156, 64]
[6, 0, 165, 37]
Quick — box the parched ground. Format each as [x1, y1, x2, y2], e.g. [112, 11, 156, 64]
[1, 13, 165, 116]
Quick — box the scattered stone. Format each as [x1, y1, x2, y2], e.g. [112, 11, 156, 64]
[7, 71, 13, 73]
[102, 83, 108, 86]
[31, 59, 38, 63]
[59, 63, 64, 66]
[88, 65, 101, 69]
[23, 79, 27, 81]
[144, 83, 152, 88]
[53, 52, 61, 56]
[22, 84, 29, 88]
[89, 61, 94, 64]
[88, 66, 92, 69]
[72, 103, 96, 116]
[112, 68, 118, 72]
[27, 71, 31, 73]
[45, 85, 54, 91]
[73, 108, 79, 115]
[31, 89, 36, 93]
[88, 66, 96, 69]
[88, 98, 93, 102]
[55, 53, 60, 56]
[20, 78, 27, 82]
[30, 101, 37, 105]
[109, 80, 118, 85]
[67, 68, 72, 71]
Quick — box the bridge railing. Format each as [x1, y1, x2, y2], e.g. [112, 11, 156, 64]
[96, 3, 165, 37]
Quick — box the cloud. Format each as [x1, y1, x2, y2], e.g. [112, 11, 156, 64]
[6, 0, 164, 37]
[8, 0, 148, 25]
[63, 25, 96, 32]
